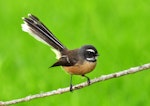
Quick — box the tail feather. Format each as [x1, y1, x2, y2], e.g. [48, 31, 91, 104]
[21, 14, 66, 52]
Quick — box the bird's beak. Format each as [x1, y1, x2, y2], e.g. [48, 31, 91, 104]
[95, 54, 99, 56]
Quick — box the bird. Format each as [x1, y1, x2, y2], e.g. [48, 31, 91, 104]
[21, 14, 99, 91]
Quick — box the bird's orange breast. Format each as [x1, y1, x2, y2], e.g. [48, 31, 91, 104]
[63, 61, 96, 75]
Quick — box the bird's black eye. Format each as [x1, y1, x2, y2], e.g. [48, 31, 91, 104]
[79, 45, 99, 62]
[87, 51, 95, 57]
[85, 49, 96, 57]
[84, 49, 97, 62]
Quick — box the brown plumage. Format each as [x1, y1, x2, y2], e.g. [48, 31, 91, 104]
[21, 14, 99, 91]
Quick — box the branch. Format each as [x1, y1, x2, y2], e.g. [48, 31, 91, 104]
[0, 63, 150, 106]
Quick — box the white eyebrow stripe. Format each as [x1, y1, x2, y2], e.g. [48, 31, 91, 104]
[86, 49, 95, 53]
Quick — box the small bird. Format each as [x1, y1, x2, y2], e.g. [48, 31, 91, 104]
[21, 14, 99, 91]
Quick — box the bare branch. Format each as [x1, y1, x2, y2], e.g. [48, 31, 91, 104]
[0, 63, 150, 106]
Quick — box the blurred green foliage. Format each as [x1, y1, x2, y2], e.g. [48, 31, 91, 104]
[0, 0, 150, 106]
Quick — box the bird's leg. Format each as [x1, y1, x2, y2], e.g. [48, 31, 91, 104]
[70, 74, 73, 92]
[82, 75, 91, 85]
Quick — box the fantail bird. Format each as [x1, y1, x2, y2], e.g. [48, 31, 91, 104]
[21, 14, 99, 91]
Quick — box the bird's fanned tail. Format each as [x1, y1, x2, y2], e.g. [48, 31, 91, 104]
[21, 14, 67, 53]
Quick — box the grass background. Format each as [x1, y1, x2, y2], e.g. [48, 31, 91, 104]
[0, 0, 150, 106]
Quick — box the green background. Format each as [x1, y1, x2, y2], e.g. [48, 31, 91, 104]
[0, 0, 150, 106]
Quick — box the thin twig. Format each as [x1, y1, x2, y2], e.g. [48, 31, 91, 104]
[0, 63, 150, 106]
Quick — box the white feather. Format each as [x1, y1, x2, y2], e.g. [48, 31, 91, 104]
[86, 49, 95, 53]
[51, 48, 61, 59]
[21, 20, 61, 59]
[21, 21, 49, 46]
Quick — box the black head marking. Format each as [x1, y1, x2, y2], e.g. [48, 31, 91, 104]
[79, 45, 99, 62]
